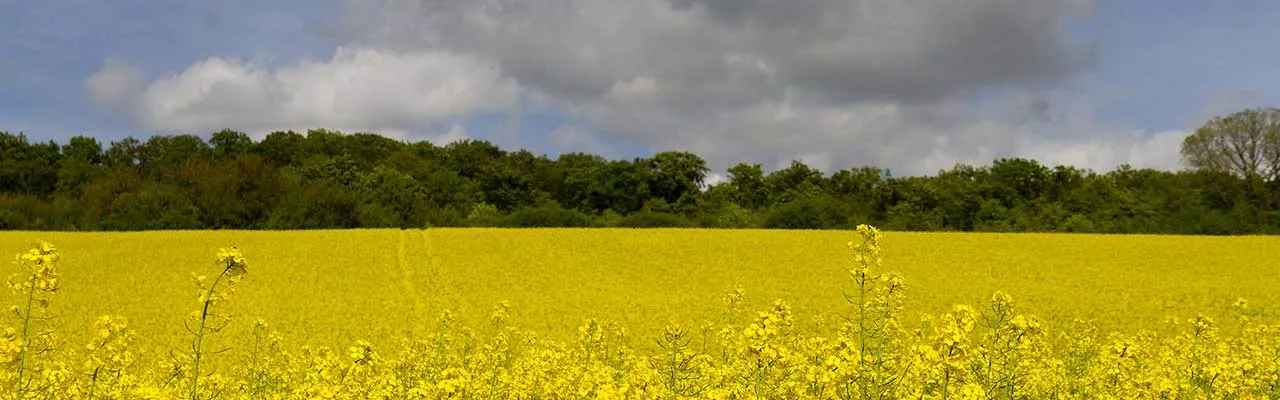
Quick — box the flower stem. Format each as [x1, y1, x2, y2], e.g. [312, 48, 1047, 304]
[190, 266, 230, 400]
[14, 274, 37, 400]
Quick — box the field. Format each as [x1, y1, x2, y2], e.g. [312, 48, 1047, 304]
[3, 228, 1276, 349]
[1, 227, 1279, 398]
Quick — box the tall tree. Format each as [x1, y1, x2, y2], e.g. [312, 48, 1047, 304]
[0, 132, 61, 195]
[766, 160, 824, 203]
[62, 136, 104, 165]
[1182, 107, 1280, 182]
[140, 134, 210, 181]
[984, 158, 1050, 208]
[209, 129, 255, 159]
[255, 131, 306, 166]
[552, 152, 607, 212]
[644, 151, 709, 205]
[727, 163, 768, 209]
[56, 136, 106, 196]
[104, 137, 143, 169]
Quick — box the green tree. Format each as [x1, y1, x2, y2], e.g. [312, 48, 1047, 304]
[104, 137, 143, 169]
[984, 158, 1051, 208]
[178, 155, 280, 228]
[465, 203, 503, 227]
[644, 151, 709, 205]
[765, 160, 824, 204]
[763, 195, 848, 229]
[62, 136, 103, 164]
[255, 131, 306, 166]
[0, 132, 61, 195]
[727, 163, 768, 209]
[102, 183, 201, 230]
[57, 136, 105, 198]
[139, 134, 210, 182]
[209, 129, 255, 160]
[355, 165, 428, 227]
[3, 126, 1280, 234]
[552, 152, 608, 212]
[344, 132, 405, 168]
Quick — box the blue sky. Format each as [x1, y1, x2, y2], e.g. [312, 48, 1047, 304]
[0, 0, 339, 136]
[2, 0, 1278, 175]
[1071, 1, 1280, 130]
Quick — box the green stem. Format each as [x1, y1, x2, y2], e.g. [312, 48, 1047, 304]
[754, 362, 764, 400]
[942, 369, 949, 400]
[190, 266, 230, 400]
[1190, 333, 1199, 389]
[15, 274, 37, 400]
[857, 272, 868, 399]
[668, 345, 678, 399]
[88, 367, 100, 400]
[986, 310, 1000, 393]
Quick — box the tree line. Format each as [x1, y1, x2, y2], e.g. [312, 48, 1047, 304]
[2, 108, 1279, 234]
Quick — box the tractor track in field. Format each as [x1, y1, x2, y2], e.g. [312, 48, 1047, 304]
[395, 229, 427, 317]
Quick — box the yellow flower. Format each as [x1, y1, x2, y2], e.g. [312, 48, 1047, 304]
[216, 246, 248, 276]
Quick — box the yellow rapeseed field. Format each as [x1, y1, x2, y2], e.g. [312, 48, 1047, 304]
[2, 228, 1274, 349]
[0, 227, 1277, 398]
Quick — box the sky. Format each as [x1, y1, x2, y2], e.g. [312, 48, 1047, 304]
[2, 0, 1279, 178]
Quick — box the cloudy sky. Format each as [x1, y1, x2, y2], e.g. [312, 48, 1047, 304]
[2, 0, 1278, 176]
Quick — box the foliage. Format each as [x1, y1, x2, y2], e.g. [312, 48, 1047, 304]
[5, 116, 1280, 234]
[500, 202, 597, 228]
[1181, 107, 1280, 182]
[464, 203, 503, 227]
[615, 210, 696, 228]
[0, 118, 1269, 233]
[701, 203, 760, 228]
[763, 196, 851, 229]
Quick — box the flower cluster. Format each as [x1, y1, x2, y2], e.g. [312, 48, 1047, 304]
[9, 241, 59, 296]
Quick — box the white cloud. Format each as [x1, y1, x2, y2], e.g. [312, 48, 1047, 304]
[703, 172, 727, 188]
[1019, 129, 1189, 172]
[85, 58, 144, 114]
[429, 124, 469, 146]
[549, 125, 618, 157]
[86, 0, 1197, 176]
[97, 46, 519, 135]
[582, 95, 1191, 176]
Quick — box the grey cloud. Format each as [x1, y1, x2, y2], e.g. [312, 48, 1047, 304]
[740, 0, 1095, 104]
[345, 0, 1095, 106]
[118, 0, 1174, 177]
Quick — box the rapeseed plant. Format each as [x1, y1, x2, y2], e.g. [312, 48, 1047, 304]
[4, 227, 1280, 398]
[185, 247, 247, 400]
[8, 241, 60, 399]
[82, 315, 135, 399]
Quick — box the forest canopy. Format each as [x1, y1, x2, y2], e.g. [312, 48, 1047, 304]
[3, 108, 1280, 234]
